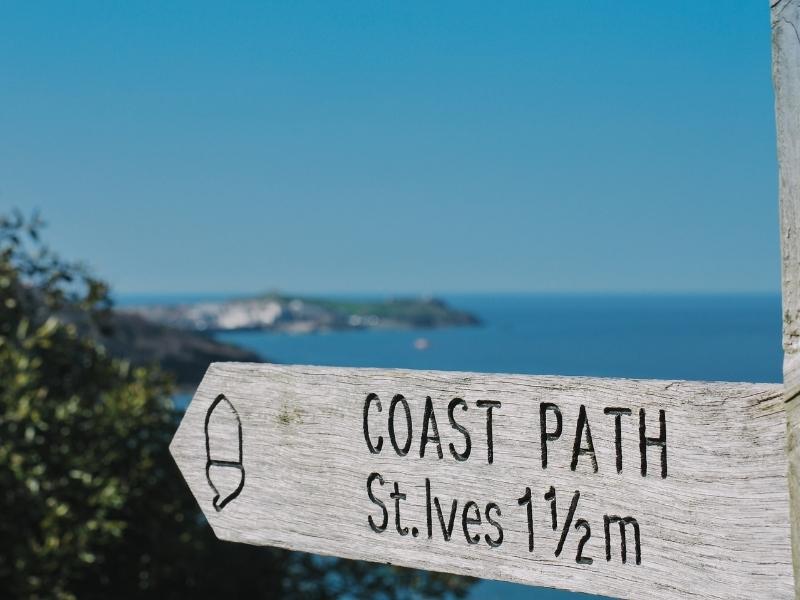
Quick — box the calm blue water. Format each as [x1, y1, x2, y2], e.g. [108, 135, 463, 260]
[145, 293, 783, 599]
[213, 294, 782, 383]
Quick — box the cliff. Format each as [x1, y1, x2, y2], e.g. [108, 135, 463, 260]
[99, 312, 263, 387]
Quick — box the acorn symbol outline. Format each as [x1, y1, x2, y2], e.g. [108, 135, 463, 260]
[204, 394, 245, 511]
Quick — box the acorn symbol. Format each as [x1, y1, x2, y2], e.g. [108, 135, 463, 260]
[204, 394, 245, 511]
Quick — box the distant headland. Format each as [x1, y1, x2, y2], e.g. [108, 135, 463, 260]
[121, 293, 480, 334]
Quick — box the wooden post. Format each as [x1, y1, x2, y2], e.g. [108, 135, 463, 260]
[774, 0, 800, 596]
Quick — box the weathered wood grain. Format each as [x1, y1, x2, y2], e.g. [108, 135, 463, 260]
[773, 0, 800, 595]
[171, 363, 792, 599]
[774, 0, 800, 384]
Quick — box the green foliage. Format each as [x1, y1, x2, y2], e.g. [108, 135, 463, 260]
[253, 293, 478, 328]
[0, 211, 474, 599]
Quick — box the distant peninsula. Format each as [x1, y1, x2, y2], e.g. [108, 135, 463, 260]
[122, 294, 480, 334]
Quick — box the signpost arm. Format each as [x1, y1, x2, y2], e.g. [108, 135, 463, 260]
[773, 0, 800, 594]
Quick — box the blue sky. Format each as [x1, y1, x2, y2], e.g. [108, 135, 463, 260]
[0, 2, 780, 294]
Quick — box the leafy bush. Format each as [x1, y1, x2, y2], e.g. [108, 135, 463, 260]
[0, 211, 473, 599]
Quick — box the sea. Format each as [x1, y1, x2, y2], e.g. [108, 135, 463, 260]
[120, 293, 783, 600]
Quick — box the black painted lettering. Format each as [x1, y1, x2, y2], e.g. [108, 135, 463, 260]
[425, 478, 433, 539]
[604, 407, 632, 473]
[484, 503, 503, 548]
[544, 485, 557, 530]
[571, 405, 598, 473]
[389, 481, 409, 536]
[476, 400, 501, 464]
[420, 396, 443, 459]
[462, 500, 481, 545]
[639, 408, 667, 478]
[447, 397, 471, 462]
[433, 495, 459, 541]
[366, 472, 388, 533]
[540, 402, 562, 469]
[575, 519, 593, 565]
[517, 487, 534, 552]
[388, 394, 413, 456]
[555, 490, 580, 558]
[363, 393, 383, 454]
[604, 515, 641, 565]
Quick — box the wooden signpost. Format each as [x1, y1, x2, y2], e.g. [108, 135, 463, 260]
[170, 3, 800, 598]
[172, 365, 792, 599]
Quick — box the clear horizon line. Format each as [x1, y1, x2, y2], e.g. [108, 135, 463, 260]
[112, 289, 782, 298]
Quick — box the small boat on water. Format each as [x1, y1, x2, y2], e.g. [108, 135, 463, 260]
[413, 337, 430, 351]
